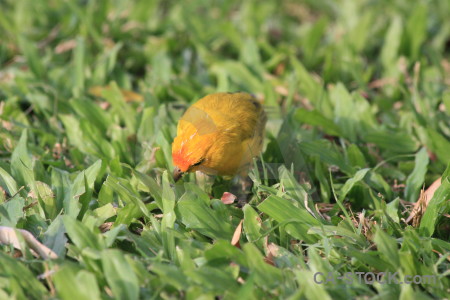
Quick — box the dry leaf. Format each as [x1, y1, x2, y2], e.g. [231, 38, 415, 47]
[121, 89, 144, 102]
[221, 192, 237, 205]
[0, 226, 58, 259]
[237, 277, 245, 284]
[89, 85, 144, 103]
[52, 143, 62, 159]
[1, 120, 13, 131]
[412, 189, 427, 227]
[406, 177, 442, 224]
[264, 243, 279, 266]
[431, 249, 450, 262]
[368, 77, 396, 89]
[55, 39, 77, 54]
[275, 85, 289, 96]
[231, 220, 243, 248]
[99, 222, 114, 233]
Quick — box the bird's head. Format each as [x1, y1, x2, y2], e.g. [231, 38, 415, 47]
[172, 132, 214, 181]
[172, 106, 218, 181]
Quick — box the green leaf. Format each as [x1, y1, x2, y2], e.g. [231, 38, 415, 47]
[345, 249, 392, 271]
[258, 195, 320, 243]
[104, 224, 127, 247]
[291, 56, 323, 103]
[366, 171, 393, 200]
[406, 4, 428, 61]
[212, 61, 263, 93]
[426, 128, 450, 164]
[186, 265, 239, 294]
[0, 167, 18, 196]
[36, 181, 57, 219]
[243, 243, 283, 289]
[150, 263, 188, 290]
[101, 82, 136, 130]
[308, 225, 365, 246]
[204, 240, 246, 265]
[243, 205, 264, 249]
[340, 168, 370, 201]
[347, 144, 367, 168]
[295, 108, 341, 136]
[420, 163, 450, 236]
[137, 107, 156, 142]
[161, 171, 176, 259]
[11, 129, 36, 192]
[18, 36, 45, 78]
[295, 270, 332, 300]
[73, 36, 85, 95]
[104, 174, 150, 218]
[314, 157, 331, 202]
[148, 50, 172, 88]
[115, 202, 142, 226]
[43, 215, 67, 257]
[386, 198, 400, 223]
[364, 131, 418, 154]
[329, 83, 357, 141]
[177, 196, 234, 240]
[63, 216, 104, 251]
[300, 140, 354, 175]
[0, 197, 25, 226]
[51, 168, 71, 215]
[235, 275, 256, 299]
[302, 17, 328, 64]
[404, 148, 429, 202]
[443, 91, 450, 115]
[161, 171, 176, 229]
[279, 166, 311, 206]
[0, 252, 47, 299]
[59, 114, 87, 153]
[381, 16, 402, 68]
[70, 99, 111, 135]
[92, 203, 116, 224]
[65, 160, 102, 218]
[53, 265, 101, 300]
[102, 249, 139, 300]
[373, 227, 400, 271]
[240, 37, 263, 70]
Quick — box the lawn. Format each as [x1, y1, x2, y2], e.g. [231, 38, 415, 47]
[0, 0, 449, 299]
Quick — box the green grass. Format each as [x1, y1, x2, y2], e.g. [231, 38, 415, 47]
[0, 0, 449, 299]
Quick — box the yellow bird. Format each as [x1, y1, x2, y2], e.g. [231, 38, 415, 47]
[172, 92, 266, 181]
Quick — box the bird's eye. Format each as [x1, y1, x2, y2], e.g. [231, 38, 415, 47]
[192, 158, 204, 167]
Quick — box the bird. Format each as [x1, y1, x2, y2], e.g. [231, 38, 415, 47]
[172, 92, 266, 182]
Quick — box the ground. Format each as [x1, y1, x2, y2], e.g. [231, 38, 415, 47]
[0, 0, 449, 299]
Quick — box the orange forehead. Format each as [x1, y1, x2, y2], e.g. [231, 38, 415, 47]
[172, 134, 199, 172]
[172, 130, 213, 173]
[172, 148, 191, 172]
